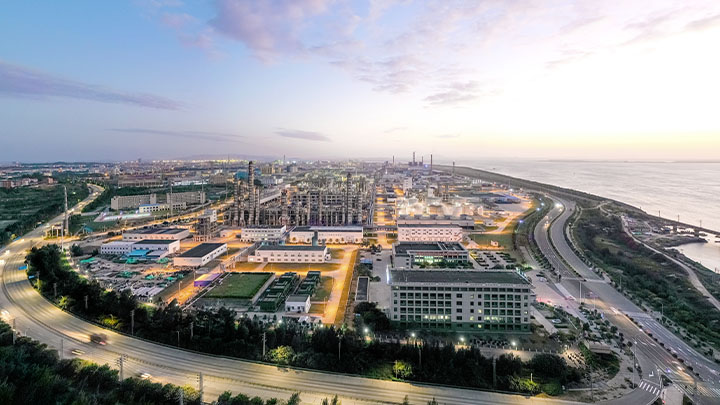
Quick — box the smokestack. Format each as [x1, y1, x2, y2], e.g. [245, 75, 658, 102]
[392, 155, 395, 165]
[430, 154, 433, 173]
[452, 161, 455, 177]
[413, 152, 415, 164]
[421, 155, 424, 165]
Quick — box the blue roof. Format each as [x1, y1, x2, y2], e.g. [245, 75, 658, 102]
[128, 249, 151, 257]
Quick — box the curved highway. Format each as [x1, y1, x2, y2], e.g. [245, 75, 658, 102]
[1, 184, 580, 405]
[537, 197, 720, 404]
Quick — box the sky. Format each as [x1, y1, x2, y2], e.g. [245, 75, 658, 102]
[1, 0, 720, 163]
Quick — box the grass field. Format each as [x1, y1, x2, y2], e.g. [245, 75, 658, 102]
[204, 273, 272, 299]
[471, 233, 514, 249]
[311, 276, 334, 301]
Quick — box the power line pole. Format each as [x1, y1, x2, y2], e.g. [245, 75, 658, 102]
[492, 356, 497, 388]
[262, 331, 267, 357]
[84, 295, 88, 311]
[130, 309, 135, 336]
[197, 372, 204, 404]
[190, 321, 194, 339]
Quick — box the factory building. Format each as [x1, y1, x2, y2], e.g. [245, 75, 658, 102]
[392, 242, 469, 268]
[249, 245, 329, 263]
[396, 214, 475, 229]
[167, 191, 206, 205]
[239, 225, 287, 242]
[194, 209, 219, 241]
[122, 228, 190, 241]
[99, 239, 180, 255]
[389, 270, 533, 332]
[225, 161, 372, 228]
[288, 226, 363, 244]
[138, 202, 186, 213]
[111, 194, 156, 210]
[397, 223, 463, 242]
[173, 243, 228, 267]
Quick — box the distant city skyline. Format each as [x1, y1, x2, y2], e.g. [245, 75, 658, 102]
[2, 0, 720, 162]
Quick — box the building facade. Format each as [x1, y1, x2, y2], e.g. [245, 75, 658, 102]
[392, 242, 469, 268]
[288, 226, 363, 244]
[110, 194, 157, 210]
[122, 228, 190, 241]
[397, 224, 463, 242]
[239, 225, 286, 242]
[249, 245, 329, 263]
[389, 270, 533, 332]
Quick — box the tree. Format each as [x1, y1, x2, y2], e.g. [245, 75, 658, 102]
[321, 395, 340, 405]
[268, 346, 295, 365]
[286, 393, 301, 405]
[393, 360, 413, 379]
[70, 244, 83, 257]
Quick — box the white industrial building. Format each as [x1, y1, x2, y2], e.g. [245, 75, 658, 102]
[122, 228, 190, 241]
[288, 226, 363, 244]
[111, 194, 156, 210]
[173, 243, 228, 267]
[397, 223, 463, 242]
[132, 239, 180, 254]
[389, 270, 533, 332]
[285, 294, 311, 313]
[249, 245, 330, 263]
[240, 225, 286, 242]
[138, 202, 186, 213]
[100, 239, 180, 255]
[100, 241, 136, 255]
[166, 191, 206, 205]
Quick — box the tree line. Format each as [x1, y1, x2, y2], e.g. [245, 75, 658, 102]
[26, 245, 581, 396]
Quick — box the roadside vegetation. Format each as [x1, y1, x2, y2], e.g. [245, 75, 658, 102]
[572, 208, 720, 350]
[0, 182, 88, 247]
[26, 245, 582, 397]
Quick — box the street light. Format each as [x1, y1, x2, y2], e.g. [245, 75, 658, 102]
[363, 327, 369, 334]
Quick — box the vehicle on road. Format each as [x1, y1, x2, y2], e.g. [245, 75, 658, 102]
[139, 372, 152, 380]
[90, 333, 107, 345]
[71, 349, 85, 356]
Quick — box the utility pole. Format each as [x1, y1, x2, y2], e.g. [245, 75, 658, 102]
[53, 283, 57, 299]
[492, 356, 497, 388]
[190, 321, 194, 339]
[84, 295, 88, 311]
[197, 372, 204, 404]
[176, 330, 180, 347]
[178, 388, 184, 405]
[130, 309, 135, 336]
[338, 338, 341, 361]
[61, 185, 68, 251]
[117, 355, 126, 381]
[60, 338, 64, 359]
[12, 318, 16, 345]
[262, 332, 266, 357]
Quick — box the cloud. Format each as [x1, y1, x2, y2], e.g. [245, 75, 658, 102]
[276, 128, 331, 142]
[685, 13, 720, 31]
[109, 128, 243, 142]
[435, 133, 459, 139]
[425, 81, 490, 106]
[384, 126, 408, 133]
[210, 0, 334, 61]
[0, 60, 183, 110]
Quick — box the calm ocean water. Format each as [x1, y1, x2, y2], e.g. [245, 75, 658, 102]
[459, 159, 720, 270]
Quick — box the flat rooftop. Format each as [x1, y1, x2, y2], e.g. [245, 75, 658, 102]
[257, 244, 326, 251]
[393, 242, 467, 255]
[292, 226, 363, 232]
[126, 228, 187, 235]
[286, 294, 311, 302]
[390, 270, 529, 285]
[179, 243, 227, 258]
[397, 223, 462, 228]
[134, 239, 177, 245]
[242, 225, 286, 230]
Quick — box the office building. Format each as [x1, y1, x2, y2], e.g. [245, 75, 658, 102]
[389, 270, 533, 332]
[249, 245, 329, 263]
[239, 225, 287, 242]
[392, 242, 469, 268]
[397, 223, 463, 242]
[111, 194, 157, 210]
[288, 226, 363, 244]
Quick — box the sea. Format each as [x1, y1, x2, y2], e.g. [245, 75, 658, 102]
[459, 159, 720, 272]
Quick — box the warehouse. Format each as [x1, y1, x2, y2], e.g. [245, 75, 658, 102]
[389, 270, 533, 332]
[249, 244, 329, 263]
[132, 239, 180, 254]
[99, 241, 136, 255]
[173, 243, 228, 267]
[122, 227, 190, 241]
[288, 226, 363, 244]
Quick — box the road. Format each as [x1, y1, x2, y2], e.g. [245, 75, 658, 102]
[1, 184, 581, 405]
[536, 196, 720, 404]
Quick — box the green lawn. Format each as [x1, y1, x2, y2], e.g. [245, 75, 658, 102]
[265, 262, 342, 272]
[204, 272, 272, 299]
[311, 276, 334, 301]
